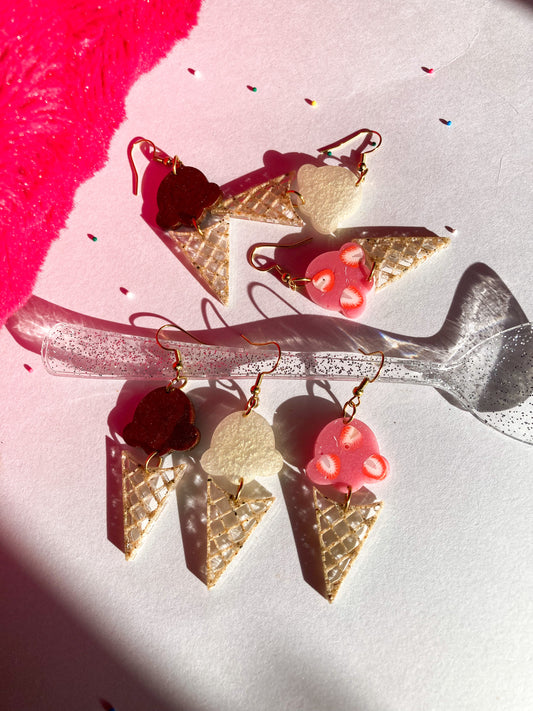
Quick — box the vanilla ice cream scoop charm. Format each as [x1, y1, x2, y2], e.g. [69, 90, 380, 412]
[290, 129, 382, 234]
[200, 338, 283, 588]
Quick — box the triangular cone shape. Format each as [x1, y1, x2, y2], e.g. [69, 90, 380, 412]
[211, 174, 304, 227]
[206, 478, 274, 589]
[122, 451, 186, 561]
[313, 488, 383, 602]
[358, 235, 450, 290]
[167, 216, 230, 305]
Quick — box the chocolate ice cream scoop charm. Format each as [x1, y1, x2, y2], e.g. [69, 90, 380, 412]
[122, 323, 202, 465]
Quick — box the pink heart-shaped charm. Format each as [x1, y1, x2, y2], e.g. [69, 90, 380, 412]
[306, 418, 389, 493]
[305, 242, 373, 319]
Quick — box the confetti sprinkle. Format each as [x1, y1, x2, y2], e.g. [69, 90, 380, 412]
[88, 234, 97, 241]
[247, 85, 257, 92]
[23, 363, 33, 372]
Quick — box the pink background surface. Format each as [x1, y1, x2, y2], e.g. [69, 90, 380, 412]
[1, 1, 532, 709]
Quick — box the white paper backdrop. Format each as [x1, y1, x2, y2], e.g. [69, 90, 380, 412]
[1, 1, 532, 709]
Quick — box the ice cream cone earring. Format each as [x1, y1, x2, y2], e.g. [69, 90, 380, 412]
[121, 323, 202, 560]
[248, 225, 451, 318]
[128, 138, 231, 305]
[211, 129, 381, 236]
[200, 338, 283, 589]
[305, 350, 389, 602]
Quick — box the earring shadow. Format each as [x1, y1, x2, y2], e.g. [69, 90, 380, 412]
[273, 383, 340, 598]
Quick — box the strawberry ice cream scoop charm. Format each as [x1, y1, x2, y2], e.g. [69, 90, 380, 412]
[306, 418, 389, 494]
[305, 242, 374, 319]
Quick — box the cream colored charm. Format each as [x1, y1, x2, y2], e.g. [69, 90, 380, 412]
[201, 410, 283, 485]
[295, 164, 361, 234]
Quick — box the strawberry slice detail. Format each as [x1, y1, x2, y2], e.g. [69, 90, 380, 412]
[362, 453, 389, 480]
[311, 268, 335, 293]
[340, 285, 364, 311]
[339, 424, 363, 450]
[316, 453, 341, 480]
[340, 243, 364, 266]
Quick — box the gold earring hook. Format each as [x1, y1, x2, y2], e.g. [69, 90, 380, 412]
[317, 128, 382, 155]
[240, 335, 282, 416]
[128, 137, 181, 195]
[317, 129, 382, 186]
[155, 322, 207, 392]
[247, 238, 312, 290]
[342, 348, 385, 424]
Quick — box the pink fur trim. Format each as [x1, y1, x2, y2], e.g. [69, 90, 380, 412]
[0, 0, 202, 326]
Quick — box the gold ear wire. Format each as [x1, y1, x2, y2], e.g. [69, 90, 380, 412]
[240, 335, 282, 416]
[128, 137, 181, 195]
[155, 321, 207, 392]
[317, 129, 382, 186]
[342, 349, 385, 424]
[317, 128, 382, 155]
[247, 238, 312, 290]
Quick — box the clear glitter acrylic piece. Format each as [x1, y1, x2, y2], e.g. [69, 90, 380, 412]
[313, 488, 383, 602]
[43, 322, 533, 446]
[122, 450, 186, 561]
[358, 235, 450, 290]
[206, 478, 274, 588]
[211, 174, 304, 227]
[167, 215, 230, 305]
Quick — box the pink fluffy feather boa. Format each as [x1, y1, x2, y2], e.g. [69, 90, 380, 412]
[0, 0, 202, 326]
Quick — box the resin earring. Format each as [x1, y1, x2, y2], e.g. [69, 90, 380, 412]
[200, 338, 284, 589]
[121, 323, 202, 560]
[248, 222, 451, 318]
[212, 129, 381, 236]
[305, 350, 389, 602]
[248, 238, 375, 319]
[129, 138, 231, 305]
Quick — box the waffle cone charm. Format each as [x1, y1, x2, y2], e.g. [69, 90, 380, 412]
[211, 174, 304, 227]
[358, 234, 450, 290]
[314, 489, 383, 602]
[122, 451, 186, 561]
[167, 216, 231, 305]
[201, 338, 282, 588]
[206, 478, 274, 588]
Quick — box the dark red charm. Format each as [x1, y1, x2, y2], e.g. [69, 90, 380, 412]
[156, 165, 222, 230]
[122, 387, 200, 455]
